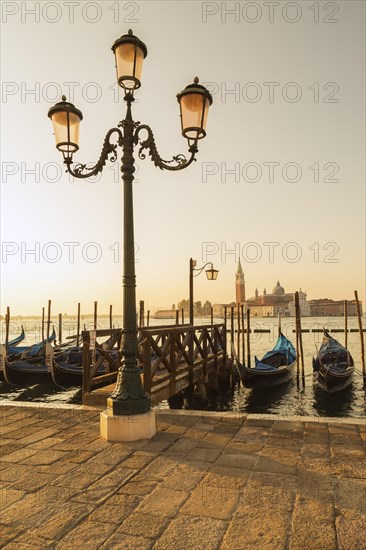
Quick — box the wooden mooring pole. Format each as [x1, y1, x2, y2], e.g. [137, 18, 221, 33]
[76, 303, 81, 347]
[246, 308, 251, 367]
[344, 300, 348, 349]
[47, 300, 51, 339]
[139, 301, 145, 327]
[241, 304, 245, 366]
[354, 290, 365, 380]
[94, 301, 97, 330]
[5, 306, 10, 348]
[175, 310, 179, 325]
[236, 304, 240, 363]
[181, 308, 184, 325]
[223, 306, 227, 358]
[295, 292, 305, 387]
[147, 310, 150, 327]
[41, 307, 45, 342]
[295, 293, 300, 385]
[58, 314, 62, 345]
[109, 305, 113, 329]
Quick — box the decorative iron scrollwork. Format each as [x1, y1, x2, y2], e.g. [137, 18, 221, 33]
[65, 128, 123, 179]
[134, 124, 197, 171]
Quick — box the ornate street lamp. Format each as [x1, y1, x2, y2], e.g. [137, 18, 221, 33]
[189, 258, 218, 326]
[48, 30, 213, 433]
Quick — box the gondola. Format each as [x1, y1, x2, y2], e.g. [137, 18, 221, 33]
[7, 327, 57, 358]
[3, 326, 26, 347]
[49, 345, 118, 388]
[313, 331, 354, 393]
[2, 356, 51, 386]
[235, 332, 296, 389]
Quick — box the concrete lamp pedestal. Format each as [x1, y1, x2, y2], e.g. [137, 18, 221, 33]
[100, 408, 157, 442]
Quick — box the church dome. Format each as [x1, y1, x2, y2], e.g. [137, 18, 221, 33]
[272, 280, 285, 295]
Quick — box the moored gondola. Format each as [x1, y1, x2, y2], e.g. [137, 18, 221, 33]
[7, 328, 57, 359]
[313, 331, 354, 393]
[3, 356, 51, 386]
[235, 332, 296, 389]
[3, 327, 26, 347]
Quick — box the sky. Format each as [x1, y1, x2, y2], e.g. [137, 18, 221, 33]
[1, 0, 365, 315]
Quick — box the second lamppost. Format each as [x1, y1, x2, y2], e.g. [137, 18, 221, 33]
[189, 258, 219, 326]
[48, 30, 213, 418]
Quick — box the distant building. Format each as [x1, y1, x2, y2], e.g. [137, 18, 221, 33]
[153, 309, 175, 319]
[309, 299, 362, 316]
[236, 260, 245, 304]
[245, 280, 310, 317]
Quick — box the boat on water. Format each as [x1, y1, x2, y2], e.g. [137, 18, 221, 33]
[313, 331, 354, 393]
[3, 327, 25, 347]
[6, 328, 57, 358]
[235, 332, 297, 389]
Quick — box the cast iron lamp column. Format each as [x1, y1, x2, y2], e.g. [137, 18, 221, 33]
[48, 30, 213, 416]
[189, 258, 218, 326]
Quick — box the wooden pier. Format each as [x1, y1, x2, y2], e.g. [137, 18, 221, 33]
[82, 324, 231, 408]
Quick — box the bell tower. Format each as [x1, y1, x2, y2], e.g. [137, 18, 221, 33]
[235, 260, 245, 304]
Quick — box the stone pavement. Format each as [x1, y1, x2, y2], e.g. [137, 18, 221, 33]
[0, 404, 365, 549]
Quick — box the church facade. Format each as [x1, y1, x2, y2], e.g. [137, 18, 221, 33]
[235, 263, 310, 317]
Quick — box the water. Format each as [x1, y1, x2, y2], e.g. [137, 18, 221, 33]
[1, 315, 365, 418]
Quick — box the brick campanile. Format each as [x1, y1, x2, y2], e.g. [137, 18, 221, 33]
[235, 260, 245, 304]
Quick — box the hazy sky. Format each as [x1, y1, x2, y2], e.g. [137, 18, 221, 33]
[1, 0, 365, 315]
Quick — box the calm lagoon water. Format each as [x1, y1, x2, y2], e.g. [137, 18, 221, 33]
[1, 315, 365, 419]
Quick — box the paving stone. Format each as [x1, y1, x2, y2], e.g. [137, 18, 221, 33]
[20, 449, 69, 466]
[181, 471, 245, 520]
[336, 514, 366, 550]
[331, 459, 366, 479]
[185, 445, 222, 463]
[255, 454, 297, 475]
[333, 477, 366, 514]
[215, 451, 257, 470]
[1, 447, 39, 463]
[86, 504, 134, 524]
[153, 514, 227, 550]
[159, 460, 208, 492]
[28, 437, 66, 450]
[86, 445, 132, 466]
[117, 510, 169, 539]
[72, 467, 136, 503]
[100, 533, 153, 549]
[118, 450, 158, 469]
[118, 477, 160, 497]
[104, 492, 142, 508]
[4, 534, 54, 549]
[55, 519, 117, 549]
[0, 523, 18, 546]
[290, 495, 336, 549]
[0, 487, 26, 510]
[136, 487, 189, 518]
[29, 501, 95, 541]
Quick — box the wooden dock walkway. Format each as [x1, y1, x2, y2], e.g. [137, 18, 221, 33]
[82, 324, 231, 408]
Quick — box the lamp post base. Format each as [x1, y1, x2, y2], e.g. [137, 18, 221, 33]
[107, 395, 151, 416]
[100, 408, 157, 442]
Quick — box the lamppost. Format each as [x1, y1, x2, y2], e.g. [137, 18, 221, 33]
[48, 30, 213, 437]
[189, 258, 218, 326]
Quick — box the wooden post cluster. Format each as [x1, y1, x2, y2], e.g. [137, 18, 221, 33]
[295, 291, 305, 387]
[354, 290, 365, 380]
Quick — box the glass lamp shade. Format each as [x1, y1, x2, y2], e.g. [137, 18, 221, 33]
[48, 96, 83, 156]
[177, 77, 213, 141]
[206, 266, 219, 281]
[112, 29, 147, 91]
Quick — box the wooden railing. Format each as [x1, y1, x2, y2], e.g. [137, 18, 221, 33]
[82, 323, 227, 397]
